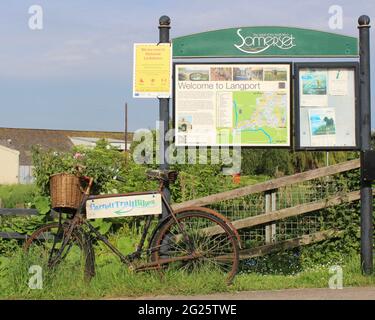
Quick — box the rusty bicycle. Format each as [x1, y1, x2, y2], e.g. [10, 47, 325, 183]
[24, 169, 241, 284]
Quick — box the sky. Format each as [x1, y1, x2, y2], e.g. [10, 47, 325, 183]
[0, 0, 374, 132]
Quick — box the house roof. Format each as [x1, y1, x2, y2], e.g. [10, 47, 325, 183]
[0, 127, 132, 165]
[69, 137, 127, 150]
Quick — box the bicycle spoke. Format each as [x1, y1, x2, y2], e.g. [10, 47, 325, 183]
[24, 223, 95, 281]
[152, 211, 239, 283]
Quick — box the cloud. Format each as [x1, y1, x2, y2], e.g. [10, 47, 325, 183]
[0, 0, 374, 130]
[106, 43, 130, 55]
[46, 53, 87, 64]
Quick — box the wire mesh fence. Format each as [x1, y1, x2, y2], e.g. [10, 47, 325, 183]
[207, 172, 359, 249]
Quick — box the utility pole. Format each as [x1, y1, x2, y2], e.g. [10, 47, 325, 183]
[124, 102, 128, 153]
[358, 15, 373, 275]
[124, 102, 129, 168]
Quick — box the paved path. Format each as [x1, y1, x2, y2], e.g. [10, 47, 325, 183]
[114, 287, 375, 300]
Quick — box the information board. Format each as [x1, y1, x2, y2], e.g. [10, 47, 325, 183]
[295, 63, 359, 150]
[174, 63, 291, 146]
[133, 43, 172, 98]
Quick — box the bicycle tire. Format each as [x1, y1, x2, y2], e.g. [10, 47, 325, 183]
[151, 210, 239, 284]
[23, 222, 95, 281]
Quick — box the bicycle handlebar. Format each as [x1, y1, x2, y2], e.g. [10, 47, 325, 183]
[76, 165, 126, 196]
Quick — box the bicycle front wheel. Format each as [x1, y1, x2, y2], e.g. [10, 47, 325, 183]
[151, 210, 239, 284]
[23, 222, 95, 281]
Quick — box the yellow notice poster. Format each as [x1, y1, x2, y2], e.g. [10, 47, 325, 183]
[133, 43, 172, 98]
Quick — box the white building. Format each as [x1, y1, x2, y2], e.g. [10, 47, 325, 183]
[0, 145, 20, 184]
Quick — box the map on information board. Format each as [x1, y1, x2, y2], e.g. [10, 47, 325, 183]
[174, 64, 291, 146]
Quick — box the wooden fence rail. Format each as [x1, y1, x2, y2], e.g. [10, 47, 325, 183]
[0, 232, 30, 240]
[0, 208, 38, 216]
[172, 159, 360, 211]
[204, 189, 375, 237]
[238, 230, 344, 260]
[172, 159, 362, 254]
[0, 209, 49, 240]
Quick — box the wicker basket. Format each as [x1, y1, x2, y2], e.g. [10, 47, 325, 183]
[50, 173, 83, 210]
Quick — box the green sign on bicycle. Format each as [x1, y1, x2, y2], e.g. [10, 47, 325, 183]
[86, 193, 162, 219]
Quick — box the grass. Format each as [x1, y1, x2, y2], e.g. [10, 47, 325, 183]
[0, 249, 374, 300]
[0, 184, 37, 208]
[0, 181, 373, 299]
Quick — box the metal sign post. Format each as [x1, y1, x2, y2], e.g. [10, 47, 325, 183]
[158, 16, 171, 217]
[358, 15, 373, 275]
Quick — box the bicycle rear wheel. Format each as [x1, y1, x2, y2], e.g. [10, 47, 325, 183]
[151, 210, 239, 284]
[23, 222, 95, 281]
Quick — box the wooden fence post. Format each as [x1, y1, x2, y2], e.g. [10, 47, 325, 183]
[265, 190, 277, 244]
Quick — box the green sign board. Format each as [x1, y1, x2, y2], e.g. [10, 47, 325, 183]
[173, 26, 358, 58]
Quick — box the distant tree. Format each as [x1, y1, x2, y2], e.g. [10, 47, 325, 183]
[241, 149, 265, 175]
[241, 149, 293, 177]
[258, 150, 294, 176]
[241, 149, 357, 177]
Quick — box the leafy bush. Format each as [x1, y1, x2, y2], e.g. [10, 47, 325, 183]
[298, 168, 365, 267]
[29, 140, 130, 235]
[32, 140, 125, 196]
[242, 149, 357, 177]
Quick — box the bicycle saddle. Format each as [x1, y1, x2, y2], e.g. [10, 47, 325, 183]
[146, 169, 179, 183]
